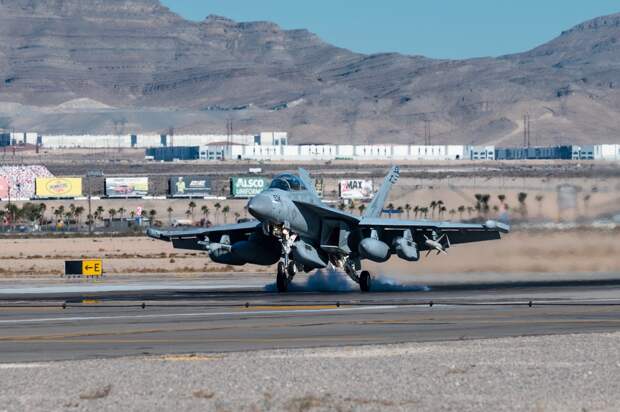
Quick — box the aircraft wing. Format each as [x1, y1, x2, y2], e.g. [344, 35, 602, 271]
[358, 217, 509, 246]
[293, 200, 360, 223]
[146, 220, 261, 251]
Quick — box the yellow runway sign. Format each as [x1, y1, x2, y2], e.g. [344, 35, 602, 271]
[82, 260, 102, 276]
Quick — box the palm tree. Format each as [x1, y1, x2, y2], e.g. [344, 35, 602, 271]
[421, 207, 429, 219]
[118, 207, 126, 220]
[64, 212, 72, 228]
[386, 202, 394, 217]
[413, 205, 419, 218]
[167, 206, 174, 225]
[57, 205, 65, 222]
[397, 206, 404, 219]
[234, 211, 241, 223]
[358, 204, 366, 216]
[449, 209, 456, 220]
[74, 206, 85, 229]
[429, 201, 437, 218]
[458, 205, 466, 220]
[108, 208, 117, 220]
[474, 194, 482, 215]
[404, 203, 412, 219]
[338, 202, 346, 211]
[53, 208, 62, 225]
[348, 201, 356, 215]
[148, 209, 157, 226]
[96, 206, 105, 222]
[38, 203, 47, 226]
[214, 202, 222, 223]
[583, 194, 592, 217]
[221, 205, 230, 223]
[517, 192, 528, 219]
[188, 201, 197, 221]
[439, 205, 447, 218]
[481, 194, 491, 216]
[535, 194, 544, 217]
[201, 205, 209, 222]
[498, 194, 506, 205]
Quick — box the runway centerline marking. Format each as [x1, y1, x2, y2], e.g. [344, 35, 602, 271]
[0, 305, 399, 325]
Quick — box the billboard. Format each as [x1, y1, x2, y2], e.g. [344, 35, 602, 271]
[35, 178, 83, 198]
[169, 176, 212, 197]
[230, 176, 270, 198]
[105, 177, 149, 197]
[339, 179, 373, 200]
[0, 177, 8, 199]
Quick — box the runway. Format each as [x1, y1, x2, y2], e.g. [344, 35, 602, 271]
[1, 273, 620, 363]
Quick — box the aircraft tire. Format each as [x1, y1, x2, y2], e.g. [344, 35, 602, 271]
[276, 262, 288, 293]
[360, 270, 372, 292]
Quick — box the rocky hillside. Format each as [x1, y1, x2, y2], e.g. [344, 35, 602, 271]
[0, 0, 619, 145]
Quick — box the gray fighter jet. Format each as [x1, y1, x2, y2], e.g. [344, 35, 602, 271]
[147, 167, 509, 292]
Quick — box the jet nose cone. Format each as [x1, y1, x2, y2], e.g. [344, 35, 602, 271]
[247, 194, 272, 219]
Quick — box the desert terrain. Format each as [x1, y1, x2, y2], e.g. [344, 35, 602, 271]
[0, 229, 616, 280]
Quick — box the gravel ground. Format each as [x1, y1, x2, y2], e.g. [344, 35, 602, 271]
[2, 333, 620, 411]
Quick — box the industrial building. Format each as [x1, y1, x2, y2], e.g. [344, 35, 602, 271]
[495, 146, 573, 160]
[7, 131, 288, 149]
[5, 130, 620, 161]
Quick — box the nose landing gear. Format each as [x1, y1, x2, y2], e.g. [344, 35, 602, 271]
[276, 260, 297, 293]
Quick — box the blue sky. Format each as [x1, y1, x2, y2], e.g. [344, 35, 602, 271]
[162, 1, 619, 59]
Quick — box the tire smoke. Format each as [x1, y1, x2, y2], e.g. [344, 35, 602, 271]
[264, 269, 430, 293]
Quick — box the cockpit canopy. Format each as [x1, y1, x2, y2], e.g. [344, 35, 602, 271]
[268, 174, 307, 192]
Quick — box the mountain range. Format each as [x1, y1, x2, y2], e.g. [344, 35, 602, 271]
[1, 0, 619, 145]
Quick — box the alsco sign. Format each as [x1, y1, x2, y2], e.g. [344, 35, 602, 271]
[230, 176, 270, 198]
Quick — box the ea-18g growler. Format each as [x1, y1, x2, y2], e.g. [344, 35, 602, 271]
[147, 167, 509, 292]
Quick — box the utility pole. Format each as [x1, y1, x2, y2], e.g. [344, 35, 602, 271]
[226, 119, 233, 146]
[424, 119, 431, 145]
[168, 126, 174, 147]
[523, 114, 531, 148]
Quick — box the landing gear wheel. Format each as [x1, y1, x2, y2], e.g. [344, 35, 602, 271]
[287, 261, 297, 278]
[276, 262, 288, 293]
[360, 270, 372, 292]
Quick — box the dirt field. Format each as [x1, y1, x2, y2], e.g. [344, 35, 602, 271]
[0, 229, 617, 278]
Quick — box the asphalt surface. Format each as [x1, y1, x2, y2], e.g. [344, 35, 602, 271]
[1, 272, 620, 363]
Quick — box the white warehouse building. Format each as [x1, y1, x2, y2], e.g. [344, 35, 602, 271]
[10, 131, 287, 149]
[199, 144, 480, 161]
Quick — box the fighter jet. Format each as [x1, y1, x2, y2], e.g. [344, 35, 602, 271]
[147, 167, 509, 292]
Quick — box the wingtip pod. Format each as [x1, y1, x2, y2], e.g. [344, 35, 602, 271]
[484, 220, 510, 233]
[146, 228, 167, 240]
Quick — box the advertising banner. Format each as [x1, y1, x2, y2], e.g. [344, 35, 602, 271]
[169, 176, 212, 197]
[339, 179, 373, 200]
[105, 177, 149, 198]
[0, 177, 8, 199]
[230, 176, 270, 198]
[35, 178, 83, 198]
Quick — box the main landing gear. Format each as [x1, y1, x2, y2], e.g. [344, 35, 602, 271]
[359, 270, 372, 292]
[343, 258, 372, 293]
